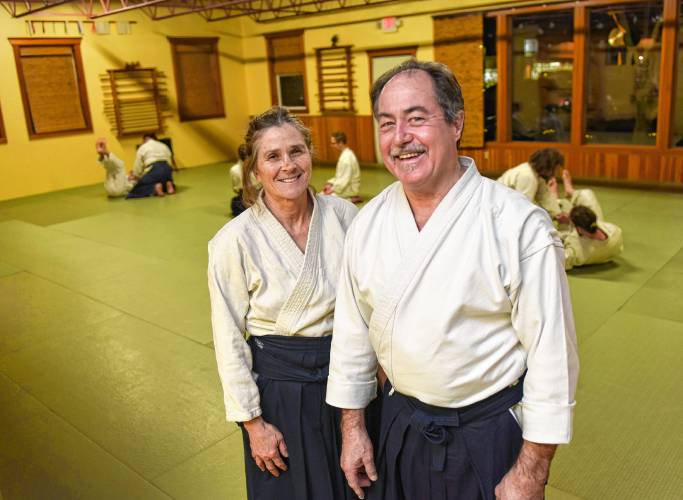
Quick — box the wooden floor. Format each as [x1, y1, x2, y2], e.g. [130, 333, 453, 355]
[0, 163, 682, 499]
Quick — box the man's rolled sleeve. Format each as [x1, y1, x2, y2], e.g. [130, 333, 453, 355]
[327, 227, 378, 410]
[512, 228, 579, 444]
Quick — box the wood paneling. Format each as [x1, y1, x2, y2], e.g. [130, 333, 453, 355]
[297, 114, 375, 163]
[434, 13, 485, 148]
[460, 142, 683, 185]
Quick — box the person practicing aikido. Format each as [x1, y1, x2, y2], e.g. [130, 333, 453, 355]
[497, 148, 567, 222]
[229, 144, 249, 217]
[95, 138, 136, 197]
[126, 133, 176, 198]
[326, 61, 579, 500]
[563, 205, 624, 270]
[322, 132, 362, 202]
[548, 168, 605, 221]
[208, 107, 358, 500]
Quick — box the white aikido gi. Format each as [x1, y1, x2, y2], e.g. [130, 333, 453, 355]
[562, 221, 624, 270]
[229, 160, 244, 195]
[208, 192, 358, 421]
[229, 160, 259, 194]
[327, 157, 579, 444]
[133, 139, 173, 178]
[98, 152, 135, 197]
[327, 147, 361, 199]
[558, 189, 605, 221]
[497, 162, 561, 218]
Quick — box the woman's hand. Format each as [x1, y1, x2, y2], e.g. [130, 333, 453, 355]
[243, 416, 289, 477]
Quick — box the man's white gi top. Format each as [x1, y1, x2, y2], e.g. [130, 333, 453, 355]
[327, 147, 361, 198]
[562, 221, 623, 270]
[98, 152, 134, 197]
[133, 139, 173, 178]
[327, 157, 579, 444]
[497, 162, 561, 218]
[208, 192, 358, 422]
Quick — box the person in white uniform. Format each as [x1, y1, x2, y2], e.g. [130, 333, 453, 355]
[323, 131, 362, 201]
[497, 148, 566, 222]
[208, 107, 358, 500]
[563, 205, 624, 270]
[326, 61, 579, 500]
[229, 144, 249, 217]
[126, 133, 175, 198]
[95, 138, 135, 197]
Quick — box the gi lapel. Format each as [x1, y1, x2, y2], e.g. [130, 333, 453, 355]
[369, 159, 482, 341]
[272, 191, 322, 336]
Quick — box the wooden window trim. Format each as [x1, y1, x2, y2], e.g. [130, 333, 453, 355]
[265, 30, 309, 113]
[0, 103, 6, 144]
[366, 46, 418, 91]
[168, 37, 225, 122]
[9, 37, 92, 140]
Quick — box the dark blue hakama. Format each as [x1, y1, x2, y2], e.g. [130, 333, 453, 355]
[126, 161, 174, 198]
[242, 335, 354, 500]
[368, 380, 524, 500]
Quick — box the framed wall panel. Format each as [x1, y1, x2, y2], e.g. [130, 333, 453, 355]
[266, 30, 309, 112]
[9, 38, 92, 140]
[0, 103, 6, 144]
[169, 37, 225, 121]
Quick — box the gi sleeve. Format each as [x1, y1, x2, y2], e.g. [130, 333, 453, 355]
[326, 224, 378, 409]
[535, 180, 562, 218]
[208, 233, 262, 422]
[132, 147, 145, 177]
[512, 214, 579, 444]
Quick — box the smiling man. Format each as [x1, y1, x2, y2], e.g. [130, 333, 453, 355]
[326, 60, 579, 500]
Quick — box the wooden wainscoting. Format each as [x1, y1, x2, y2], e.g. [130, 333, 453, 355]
[460, 142, 683, 186]
[297, 114, 375, 164]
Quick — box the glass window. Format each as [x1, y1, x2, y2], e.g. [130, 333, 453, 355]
[277, 74, 306, 110]
[511, 11, 574, 142]
[674, 1, 683, 147]
[484, 17, 497, 141]
[586, 2, 663, 145]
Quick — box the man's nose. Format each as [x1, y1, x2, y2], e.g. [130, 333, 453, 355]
[392, 121, 413, 146]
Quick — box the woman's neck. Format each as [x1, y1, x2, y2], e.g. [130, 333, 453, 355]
[263, 192, 313, 251]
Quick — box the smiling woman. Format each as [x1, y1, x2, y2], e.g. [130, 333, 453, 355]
[208, 107, 360, 500]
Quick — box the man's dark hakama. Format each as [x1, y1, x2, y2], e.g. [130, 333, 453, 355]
[126, 161, 175, 198]
[368, 380, 524, 500]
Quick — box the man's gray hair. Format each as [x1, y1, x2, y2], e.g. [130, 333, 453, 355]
[370, 60, 465, 124]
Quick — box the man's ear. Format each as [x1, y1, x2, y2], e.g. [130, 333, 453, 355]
[452, 111, 465, 142]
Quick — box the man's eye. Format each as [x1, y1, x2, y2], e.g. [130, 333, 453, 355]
[409, 116, 426, 125]
[380, 122, 395, 131]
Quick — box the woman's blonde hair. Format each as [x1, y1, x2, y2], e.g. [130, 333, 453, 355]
[242, 107, 313, 207]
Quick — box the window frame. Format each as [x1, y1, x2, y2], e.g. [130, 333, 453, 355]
[9, 37, 93, 140]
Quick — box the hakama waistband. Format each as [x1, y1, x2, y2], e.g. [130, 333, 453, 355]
[247, 334, 331, 383]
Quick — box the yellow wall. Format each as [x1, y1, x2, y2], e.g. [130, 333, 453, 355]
[240, 0, 520, 116]
[0, 0, 545, 201]
[0, 7, 248, 201]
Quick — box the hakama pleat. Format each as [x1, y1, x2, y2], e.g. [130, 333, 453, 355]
[241, 335, 353, 500]
[126, 161, 174, 198]
[368, 380, 524, 500]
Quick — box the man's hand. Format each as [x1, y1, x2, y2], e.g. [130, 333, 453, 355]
[95, 138, 109, 159]
[547, 176, 559, 197]
[243, 416, 289, 477]
[554, 212, 570, 225]
[340, 409, 377, 499]
[323, 183, 334, 195]
[561, 169, 575, 197]
[495, 440, 557, 500]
